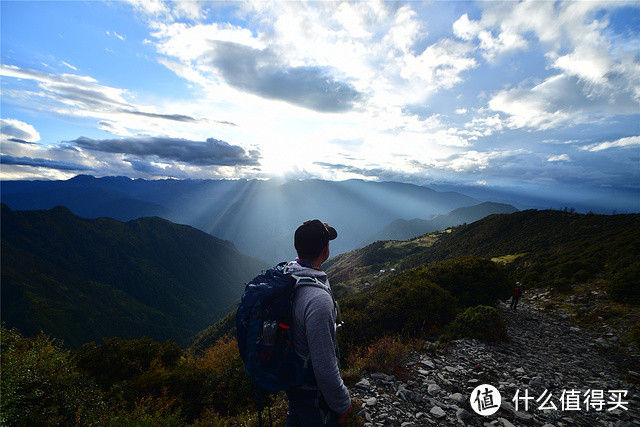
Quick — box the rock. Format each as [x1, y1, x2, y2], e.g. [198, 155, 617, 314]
[365, 397, 377, 407]
[420, 358, 435, 369]
[370, 372, 385, 380]
[514, 410, 533, 422]
[449, 392, 465, 405]
[456, 408, 472, 423]
[498, 417, 516, 427]
[430, 406, 446, 419]
[355, 378, 370, 390]
[427, 383, 441, 395]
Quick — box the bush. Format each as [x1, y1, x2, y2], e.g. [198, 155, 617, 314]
[608, 263, 640, 305]
[103, 396, 184, 427]
[339, 270, 457, 350]
[74, 337, 182, 393]
[444, 305, 507, 342]
[0, 325, 105, 425]
[168, 336, 253, 421]
[345, 336, 416, 381]
[423, 256, 512, 308]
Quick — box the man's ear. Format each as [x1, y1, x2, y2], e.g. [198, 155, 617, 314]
[322, 242, 330, 258]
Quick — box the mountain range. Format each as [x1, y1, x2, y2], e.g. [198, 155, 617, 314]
[361, 201, 518, 245]
[1, 204, 268, 347]
[2, 176, 487, 263]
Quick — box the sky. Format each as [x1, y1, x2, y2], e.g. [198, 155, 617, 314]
[1, 0, 639, 199]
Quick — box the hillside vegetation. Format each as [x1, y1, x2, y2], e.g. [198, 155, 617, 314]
[2, 208, 638, 425]
[1, 204, 268, 347]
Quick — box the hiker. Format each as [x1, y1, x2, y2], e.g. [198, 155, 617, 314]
[511, 282, 523, 310]
[283, 219, 352, 426]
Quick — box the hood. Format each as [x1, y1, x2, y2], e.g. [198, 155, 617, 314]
[284, 260, 329, 284]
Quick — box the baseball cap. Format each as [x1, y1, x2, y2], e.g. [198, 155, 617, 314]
[295, 219, 337, 256]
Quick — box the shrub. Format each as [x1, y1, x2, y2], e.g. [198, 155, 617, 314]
[339, 270, 457, 350]
[444, 305, 507, 342]
[0, 325, 105, 425]
[346, 336, 415, 381]
[74, 337, 182, 393]
[166, 336, 253, 421]
[103, 396, 184, 427]
[423, 256, 512, 308]
[608, 263, 640, 305]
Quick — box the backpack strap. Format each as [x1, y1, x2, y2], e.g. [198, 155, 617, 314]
[290, 275, 343, 327]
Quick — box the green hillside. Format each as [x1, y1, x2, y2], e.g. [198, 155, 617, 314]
[1, 204, 269, 347]
[326, 209, 640, 301]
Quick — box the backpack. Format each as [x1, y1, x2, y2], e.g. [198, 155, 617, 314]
[236, 262, 326, 392]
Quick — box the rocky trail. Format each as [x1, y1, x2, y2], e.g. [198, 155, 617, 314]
[350, 298, 639, 426]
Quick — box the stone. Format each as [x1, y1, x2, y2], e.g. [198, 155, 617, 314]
[456, 408, 472, 422]
[449, 392, 465, 405]
[498, 417, 516, 427]
[355, 378, 370, 390]
[514, 410, 533, 422]
[365, 397, 377, 407]
[430, 406, 446, 419]
[420, 358, 435, 369]
[427, 383, 441, 395]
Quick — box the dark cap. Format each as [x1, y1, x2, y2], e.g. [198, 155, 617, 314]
[295, 219, 337, 258]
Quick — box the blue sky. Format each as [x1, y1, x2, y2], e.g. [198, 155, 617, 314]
[1, 0, 639, 199]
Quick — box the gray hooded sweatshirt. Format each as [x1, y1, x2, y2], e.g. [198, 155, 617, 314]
[284, 260, 351, 415]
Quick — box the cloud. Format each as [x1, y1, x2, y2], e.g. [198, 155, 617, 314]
[488, 74, 638, 130]
[205, 41, 363, 113]
[582, 136, 640, 152]
[0, 64, 217, 136]
[460, 1, 640, 130]
[1, 118, 41, 143]
[61, 61, 77, 71]
[328, 138, 364, 149]
[1, 154, 92, 171]
[548, 154, 571, 162]
[67, 136, 260, 166]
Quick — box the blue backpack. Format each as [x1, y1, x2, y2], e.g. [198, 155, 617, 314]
[236, 262, 324, 392]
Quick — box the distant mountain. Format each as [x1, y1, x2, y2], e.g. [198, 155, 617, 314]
[325, 209, 640, 289]
[1, 176, 480, 263]
[362, 202, 518, 245]
[1, 204, 269, 347]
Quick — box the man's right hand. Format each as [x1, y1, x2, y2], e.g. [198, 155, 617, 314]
[337, 403, 352, 425]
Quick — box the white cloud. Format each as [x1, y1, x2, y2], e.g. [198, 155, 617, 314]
[548, 154, 571, 162]
[488, 72, 638, 130]
[61, 61, 77, 71]
[452, 14, 481, 41]
[0, 118, 41, 143]
[462, 1, 639, 130]
[0, 64, 234, 140]
[582, 136, 640, 152]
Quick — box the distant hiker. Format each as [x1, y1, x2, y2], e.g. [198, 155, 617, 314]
[284, 219, 352, 426]
[511, 282, 523, 310]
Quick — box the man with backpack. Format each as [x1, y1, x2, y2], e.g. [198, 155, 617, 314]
[282, 219, 352, 426]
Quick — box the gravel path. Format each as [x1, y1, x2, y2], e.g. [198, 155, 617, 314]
[350, 300, 639, 426]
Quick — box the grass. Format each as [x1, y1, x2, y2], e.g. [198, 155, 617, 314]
[491, 253, 526, 264]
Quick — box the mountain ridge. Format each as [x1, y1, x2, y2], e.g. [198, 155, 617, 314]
[361, 201, 518, 245]
[1, 203, 269, 347]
